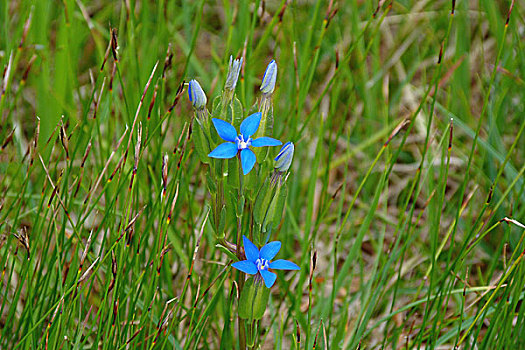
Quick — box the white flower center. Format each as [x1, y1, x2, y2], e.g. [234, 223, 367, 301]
[236, 135, 251, 150]
[256, 258, 269, 271]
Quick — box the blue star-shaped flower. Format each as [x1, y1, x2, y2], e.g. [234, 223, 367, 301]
[208, 112, 282, 175]
[232, 235, 300, 288]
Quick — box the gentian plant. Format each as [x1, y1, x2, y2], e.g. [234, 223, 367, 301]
[188, 56, 299, 348]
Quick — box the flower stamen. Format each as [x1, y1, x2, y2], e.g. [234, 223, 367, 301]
[236, 134, 251, 150]
[256, 258, 269, 271]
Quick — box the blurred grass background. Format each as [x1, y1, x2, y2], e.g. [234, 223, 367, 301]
[1, 0, 525, 348]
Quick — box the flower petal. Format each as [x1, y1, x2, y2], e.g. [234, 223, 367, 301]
[240, 112, 262, 138]
[259, 241, 281, 261]
[269, 259, 300, 270]
[240, 149, 256, 175]
[232, 260, 258, 275]
[251, 137, 282, 147]
[243, 235, 259, 262]
[212, 118, 238, 142]
[208, 142, 238, 159]
[260, 270, 277, 288]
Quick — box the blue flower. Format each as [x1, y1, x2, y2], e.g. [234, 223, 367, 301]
[188, 79, 207, 109]
[260, 60, 277, 94]
[232, 235, 300, 288]
[208, 112, 282, 175]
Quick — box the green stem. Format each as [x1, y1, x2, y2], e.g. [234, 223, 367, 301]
[236, 153, 246, 350]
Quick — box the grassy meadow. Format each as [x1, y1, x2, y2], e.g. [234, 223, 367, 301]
[1, 0, 525, 348]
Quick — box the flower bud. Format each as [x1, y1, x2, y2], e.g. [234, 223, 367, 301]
[274, 141, 294, 172]
[260, 60, 277, 94]
[188, 79, 207, 109]
[224, 55, 243, 91]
